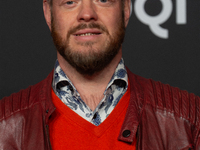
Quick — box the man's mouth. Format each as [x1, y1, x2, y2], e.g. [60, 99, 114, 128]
[75, 33, 101, 36]
[73, 29, 102, 37]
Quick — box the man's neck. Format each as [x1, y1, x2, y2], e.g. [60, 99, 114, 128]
[57, 50, 122, 111]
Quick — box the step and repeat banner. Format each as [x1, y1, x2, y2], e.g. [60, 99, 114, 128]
[123, 0, 200, 94]
[0, 0, 199, 98]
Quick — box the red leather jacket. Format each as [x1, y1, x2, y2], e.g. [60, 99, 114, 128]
[0, 68, 199, 150]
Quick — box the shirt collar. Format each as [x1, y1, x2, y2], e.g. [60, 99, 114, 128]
[52, 58, 128, 97]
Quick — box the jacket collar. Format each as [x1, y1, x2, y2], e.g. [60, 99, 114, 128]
[118, 67, 144, 143]
[39, 70, 56, 124]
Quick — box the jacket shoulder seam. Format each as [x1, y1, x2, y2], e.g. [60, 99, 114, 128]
[0, 80, 46, 121]
[146, 79, 200, 127]
[0, 101, 42, 122]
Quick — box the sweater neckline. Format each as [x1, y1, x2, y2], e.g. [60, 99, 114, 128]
[50, 82, 130, 138]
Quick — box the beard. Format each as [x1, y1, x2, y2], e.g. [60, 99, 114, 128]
[51, 13, 125, 76]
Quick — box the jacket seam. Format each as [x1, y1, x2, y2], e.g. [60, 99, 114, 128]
[0, 101, 43, 122]
[149, 79, 199, 128]
[145, 102, 194, 125]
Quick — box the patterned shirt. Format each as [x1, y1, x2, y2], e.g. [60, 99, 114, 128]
[52, 58, 128, 126]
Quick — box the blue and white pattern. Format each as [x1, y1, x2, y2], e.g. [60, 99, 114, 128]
[52, 58, 128, 126]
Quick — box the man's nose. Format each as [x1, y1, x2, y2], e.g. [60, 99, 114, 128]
[77, 0, 98, 22]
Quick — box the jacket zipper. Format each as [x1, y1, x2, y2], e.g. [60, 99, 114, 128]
[136, 126, 139, 150]
[46, 125, 52, 150]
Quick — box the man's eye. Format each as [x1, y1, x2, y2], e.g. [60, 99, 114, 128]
[99, 0, 108, 3]
[66, 1, 74, 5]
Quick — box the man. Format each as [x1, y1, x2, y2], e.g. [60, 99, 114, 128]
[0, 0, 199, 149]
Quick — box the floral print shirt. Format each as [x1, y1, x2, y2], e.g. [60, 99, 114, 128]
[52, 58, 128, 126]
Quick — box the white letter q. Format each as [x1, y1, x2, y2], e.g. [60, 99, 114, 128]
[134, 0, 173, 39]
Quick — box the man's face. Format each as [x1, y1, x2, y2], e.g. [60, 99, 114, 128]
[44, 0, 129, 75]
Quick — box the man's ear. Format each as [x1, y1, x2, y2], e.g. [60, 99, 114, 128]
[43, 0, 52, 31]
[124, 0, 131, 27]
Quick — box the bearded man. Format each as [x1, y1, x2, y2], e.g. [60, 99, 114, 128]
[0, 0, 199, 149]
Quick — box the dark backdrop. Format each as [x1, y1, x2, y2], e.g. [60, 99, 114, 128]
[0, 0, 199, 99]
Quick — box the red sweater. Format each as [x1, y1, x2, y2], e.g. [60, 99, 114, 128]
[49, 85, 136, 149]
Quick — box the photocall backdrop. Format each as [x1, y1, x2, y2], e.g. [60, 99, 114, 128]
[0, 0, 199, 99]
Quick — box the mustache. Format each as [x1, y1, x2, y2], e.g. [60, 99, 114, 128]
[67, 23, 109, 37]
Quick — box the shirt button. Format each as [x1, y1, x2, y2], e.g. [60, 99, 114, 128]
[122, 130, 131, 137]
[93, 113, 97, 119]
